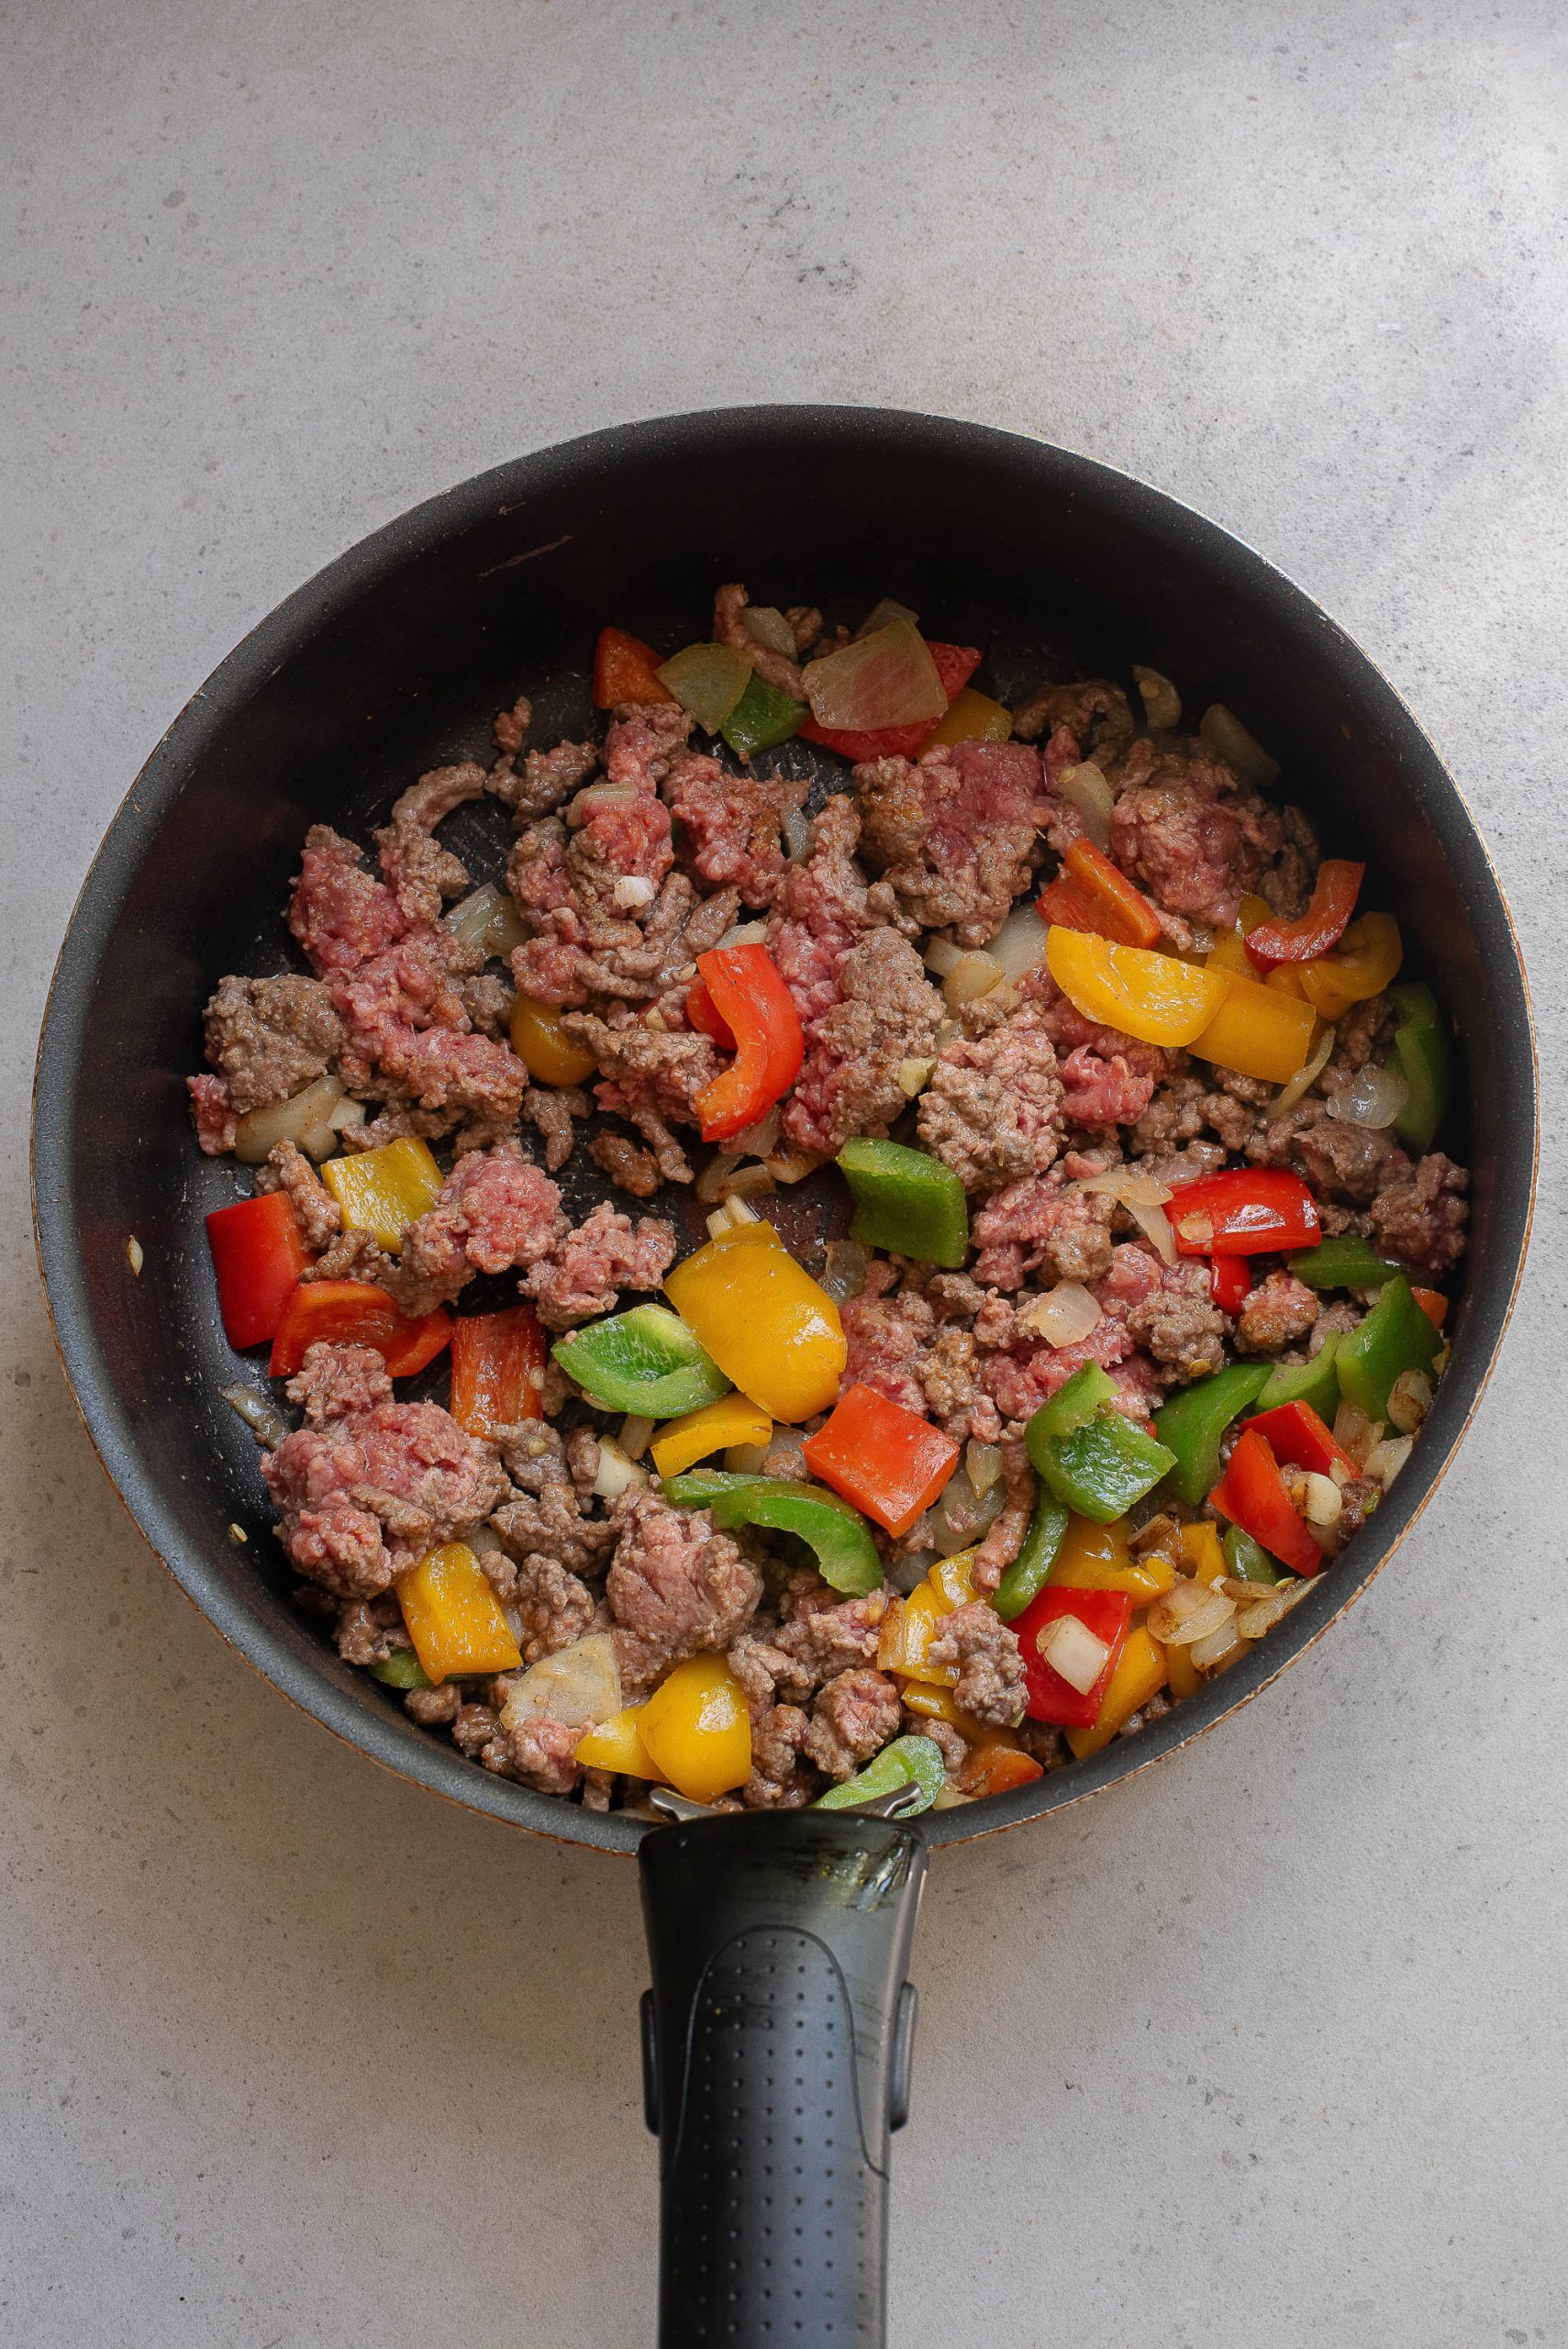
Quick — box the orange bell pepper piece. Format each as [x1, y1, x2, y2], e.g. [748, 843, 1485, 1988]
[961, 1742, 1045, 1796]
[449, 1305, 546, 1440]
[804, 1383, 960, 1538]
[691, 944, 805, 1143]
[1061, 839, 1163, 949]
[1245, 860, 1364, 968]
[593, 626, 677, 708]
[922, 686, 1013, 750]
[396, 1542, 522, 1682]
[1297, 911, 1403, 1019]
[1412, 1286, 1449, 1330]
[638, 1653, 751, 1802]
[268, 1279, 451, 1378]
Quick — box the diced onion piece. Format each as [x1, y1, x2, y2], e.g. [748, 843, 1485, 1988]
[763, 1149, 826, 1186]
[724, 1440, 773, 1475]
[944, 951, 1006, 1008]
[762, 1430, 808, 1480]
[720, 1163, 776, 1201]
[1325, 1061, 1409, 1129]
[931, 1468, 1004, 1558]
[1073, 1165, 1173, 1207]
[1132, 665, 1181, 729]
[1332, 1399, 1381, 1466]
[695, 1151, 742, 1206]
[931, 1786, 976, 1809]
[1268, 1021, 1336, 1119]
[888, 1547, 938, 1594]
[328, 1097, 368, 1134]
[984, 903, 1053, 984]
[714, 918, 770, 952]
[126, 1235, 144, 1275]
[1363, 1433, 1414, 1486]
[1200, 704, 1280, 787]
[924, 939, 966, 979]
[503, 1631, 622, 1731]
[782, 807, 810, 862]
[856, 596, 919, 638]
[1385, 1369, 1432, 1433]
[1299, 1471, 1343, 1526]
[732, 1106, 782, 1158]
[591, 1439, 650, 1500]
[1018, 1281, 1103, 1346]
[617, 1415, 655, 1462]
[233, 1075, 344, 1166]
[741, 604, 799, 660]
[614, 874, 657, 910]
[965, 1440, 1004, 1496]
[1148, 1580, 1236, 1646]
[444, 882, 508, 952]
[484, 900, 528, 958]
[819, 1239, 870, 1303]
[298, 1118, 341, 1163]
[897, 1056, 937, 1098]
[1038, 1614, 1113, 1696]
[1236, 1581, 1309, 1640]
[706, 1196, 762, 1240]
[1189, 1617, 1246, 1672]
[1058, 763, 1114, 852]
[804, 620, 946, 730]
[222, 1382, 291, 1449]
[1129, 1198, 1177, 1266]
[657, 642, 753, 732]
[566, 782, 639, 828]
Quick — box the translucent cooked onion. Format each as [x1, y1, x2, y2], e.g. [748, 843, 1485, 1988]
[617, 1415, 655, 1462]
[931, 1467, 1004, 1558]
[1038, 1613, 1112, 1696]
[984, 903, 1052, 983]
[856, 596, 919, 638]
[706, 1196, 762, 1240]
[1129, 1199, 1177, 1266]
[1132, 665, 1182, 729]
[732, 1106, 782, 1158]
[720, 1163, 776, 1201]
[1236, 1582, 1309, 1640]
[1189, 1617, 1245, 1672]
[222, 1382, 291, 1449]
[614, 874, 657, 909]
[943, 951, 1006, 1008]
[1325, 1062, 1409, 1129]
[1385, 1369, 1432, 1433]
[924, 939, 966, 979]
[695, 1151, 742, 1205]
[233, 1075, 344, 1166]
[566, 782, 639, 828]
[1200, 703, 1280, 787]
[504, 1631, 622, 1731]
[1332, 1399, 1382, 1466]
[1059, 763, 1114, 852]
[1364, 1433, 1414, 1486]
[1268, 1021, 1336, 1119]
[897, 1056, 937, 1098]
[805, 620, 946, 730]
[741, 604, 799, 660]
[714, 918, 769, 951]
[1073, 1165, 1173, 1207]
[887, 1548, 938, 1595]
[591, 1439, 650, 1500]
[1299, 1471, 1343, 1526]
[658, 641, 752, 732]
[724, 1441, 773, 1475]
[484, 898, 528, 958]
[782, 806, 810, 862]
[1018, 1281, 1102, 1346]
[1148, 1580, 1235, 1645]
[763, 1148, 825, 1185]
[444, 882, 508, 951]
[965, 1440, 1004, 1495]
[819, 1239, 870, 1303]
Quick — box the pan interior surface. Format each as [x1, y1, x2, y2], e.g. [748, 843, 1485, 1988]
[32, 406, 1536, 1854]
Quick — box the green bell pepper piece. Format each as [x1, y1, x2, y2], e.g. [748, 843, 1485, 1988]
[1252, 1333, 1343, 1419]
[1154, 1364, 1273, 1508]
[1388, 983, 1453, 1154]
[721, 671, 806, 760]
[992, 1477, 1070, 1620]
[1287, 1234, 1401, 1291]
[1025, 1364, 1176, 1523]
[369, 1650, 432, 1690]
[1223, 1525, 1282, 1586]
[1335, 1274, 1441, 1419]
[815, 1733, 947, 1815]
[552, 1304, 729, 1419]
[836, 1137, 970, 1268]
[662, 1469, 883, 1595]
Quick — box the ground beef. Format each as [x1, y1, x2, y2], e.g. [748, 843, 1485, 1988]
[1011, 676, 1135, 751]
[1108, 741, 1307, 931]
[404, 1681, 462, 1727]
[803, 1668, 903, 1781]
[970, 1173, 1116, 1288]
[1369, 1152, 1469, 1277]
[200, 973, 346, 1119]
[1020, 968, 1178, 1132]
[981, 1312, 1162, 1426]
[712, 582, 806, 697]
[971, 1436, 1036, 1595]
[742, 1702, 817, 1809]
[854, 740, 1051, 945]
[920, 1326, 982, 1438]
[393, 1145, 566, 1315]
[562, 1008, 722, 1182]
[840, 1261, 934, 1416]
[285, 1341, 394, 1425]
[290, 825, 412, 979]
[502, 1553, 596, 1664]
[1297, 1119, 1403, 1206]
[664, 748, 808, 907]
[255, 1139, 341, 1252]
[589, 1130, 664, 1197]
[484, 1713, 583, 1795]
[524, 1199, 677, 1330]
[1131, 1068, 1261, 1160]
[520, 1085, 590, 1172]
[332, 1590, 406, 1664]
[373, 763, 485, 926]
[488, 1422, 614, 1579]
[604, 1490, 762, 1672]
[784, 927, 940, 1157]
[188, 1073, 239, 1155]
[490, 733, 600, 821]
[1238, 1270, 1319, 1352]
[926, 1601, 1027, 1726]
[772, 1590, 889, 1691]
[1118, 1255, 1228, 1384]
[917, 1000, 1065, 1193]
[331, 928, 529, 1129]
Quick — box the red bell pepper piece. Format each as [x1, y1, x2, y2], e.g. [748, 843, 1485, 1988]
[960, 1742, 1046, 1798]
[802, 1383, 960, 1539]
[1055, 839, 1163, 950]
[1209, 1426, 1323, 1575]
[797, 642, 982, 762]
[206, 1191, 314, 1350]
[268, 1280, 451, 1379]
[1244, 860, 1364, 970]
[1034, 874, 1106, 937]
[1210, 1254, 1251, 1315]
[592, 626, 677, 710]
[691, 943, 806, 1142]
[1411, 1286, 1449, 1330]
[1009, 1586, 1132, 1728]
[1167, 1168, 1320, 1258]
[449, 1306, 546, 1440]
[684, 975, 736, 1050]
[1244, 1398, 1357, 1479]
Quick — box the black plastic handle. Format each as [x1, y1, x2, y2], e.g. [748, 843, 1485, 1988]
[639, 1811, 928, 2345]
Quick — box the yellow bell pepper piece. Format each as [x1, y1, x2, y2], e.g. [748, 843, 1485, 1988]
[321, 1135, 444, 1253]
[896, 1680, 997, 1742]
[1163, 1638, 1202, 1701]
[1265, 964, 1309, 1001]
[1207, 895, 1275, 976]
[922, 687, 1013, 750]
[638, 1653, 751, 1802]
[395, 1542, 522, 1683]
[574, 1703, 661, 1777]
[663, 1223, 846, 1423]
[1189, 967, 1318, 1085]
[1181, 1521, 1227, 1586]
[650, 1392, 773, 1479]
[1066, 1627, 1168, 1759]
[1045, 926, 1230, 1049]
[509, 991, 598, 1086]
[929, 1551, 979, 1609]
[1046, 1513, 1177, 1602]
[876, 1550, 976, 1686]
[1297, 912, 1403, 1019]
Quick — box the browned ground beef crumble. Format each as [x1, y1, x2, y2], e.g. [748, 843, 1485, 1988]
[192, 587, 1469, 1812]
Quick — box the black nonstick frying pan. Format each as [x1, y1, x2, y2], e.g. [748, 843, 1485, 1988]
[32, 406, 1536, 2343]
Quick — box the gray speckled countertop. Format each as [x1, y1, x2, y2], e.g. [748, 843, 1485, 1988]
[5, 4, 1565, 2342]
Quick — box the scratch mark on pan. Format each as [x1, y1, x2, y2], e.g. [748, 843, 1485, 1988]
[480, 534, 573, 577]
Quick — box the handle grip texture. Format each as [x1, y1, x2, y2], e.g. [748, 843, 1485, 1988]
[639, 1810, 927, 2346]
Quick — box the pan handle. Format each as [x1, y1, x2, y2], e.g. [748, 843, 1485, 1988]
[639, 1810, 927, 2346]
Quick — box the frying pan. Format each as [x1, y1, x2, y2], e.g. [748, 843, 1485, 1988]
[32, 406, 1536, 2343]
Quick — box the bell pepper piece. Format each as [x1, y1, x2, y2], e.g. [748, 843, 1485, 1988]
[814, 1732, 948, 1814]
[1167, 1168, 1320, 1259]
[1210, 1254, 1251, 1315]
[269, 1279, 451, 1378]
[368, 1649, 432, 1690]
[898, 1682, 994, 1740]
[720, 672, 806, 760]
[206, 1190, 314, 1350]
[991, 1480, 1070, 1620]
[1164, 1637, 1202, 1701]
[922, 686, 1012, 750]
[449, 1305, 546, 1440]
[1036, 874, 1112, 941]
[1009, 1586, 1132, 1728]
[1388, 982, 1453, 1154]
[1206, 896, 1273, 976]
[658, 641, 754, 733]
[1189, 971, 1318, 1085]
[797, 641, 983, 763]
[1335, 1274, 1441, 1420]
[1297, 911, 1403, 1019]
[1181, 1522, 1227, 1586]
[1243, 860, 1364, 969]
[1045, 1512, 1176, 1601]
[665, 1222, 846, 1423]
[1153, 1364, 1273, 1507]
[1245, 1398, 1357, 1479]
[638, 1653, 751, 1803]
[960, 1742, 1045, 1797]
[1287, 1234, 1400, 1290]
[661, 1469, 883, 1597]
[1223, 1525, 1283, 1585]
[837, 1137, 969, 1269]
[395, 1542, 522, 1683]
[803, 1383, 959, 1539]
[684, 976, 735, 1049]
[1044, 927, 1229, 1049]
[650, 1393, 773, 1480]
[320, 1136, 444, 1254]
[1253, 1333, 1343, 1419]
[593, 625, 676, 709]
[510, 992, 598, 1087]
[1066, 1627, 1168, 1759]
[1412, 1286, 1449, 1330]
[876, 1553, 977, 1686]
[1057, 839, 1162, 950]
[692, 944, 806, 1142]
[573, 1703, 660, 1778]
[1209, 1427, 1323, 1576]
[551, 1302, 729, 1419]
[1024, 1364, 1175, 1523]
